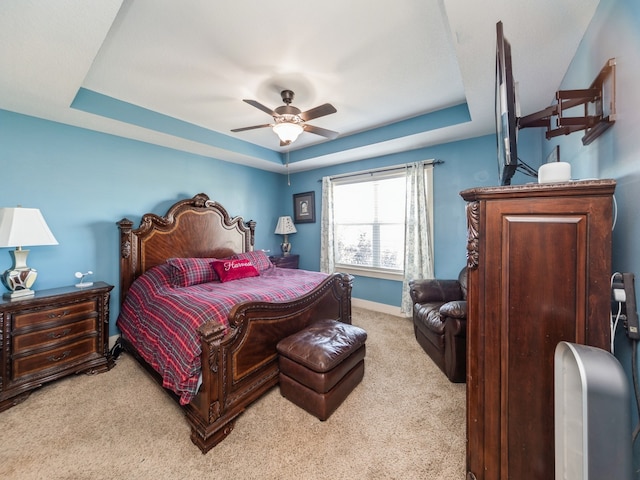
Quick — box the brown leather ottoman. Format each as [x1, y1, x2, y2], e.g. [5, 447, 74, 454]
[277, 319, 367, 421]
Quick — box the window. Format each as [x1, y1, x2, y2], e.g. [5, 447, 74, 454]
[321, 162, 435, 285]
[332, 171, 407, 278]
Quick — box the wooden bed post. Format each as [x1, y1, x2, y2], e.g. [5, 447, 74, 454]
[117, 218, 135, 303]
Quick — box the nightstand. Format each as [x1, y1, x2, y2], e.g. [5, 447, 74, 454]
[0, 282, 114, 412]
[269, 254, 299, 269]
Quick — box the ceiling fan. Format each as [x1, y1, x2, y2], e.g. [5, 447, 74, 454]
[231, 89, 338, 146]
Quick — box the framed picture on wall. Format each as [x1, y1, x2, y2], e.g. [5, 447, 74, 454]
[293, 191, 315, 223]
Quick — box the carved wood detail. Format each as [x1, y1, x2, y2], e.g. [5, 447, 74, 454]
[466, 201, 479, 270]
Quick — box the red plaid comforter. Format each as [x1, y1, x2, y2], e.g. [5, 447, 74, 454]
[116, 263, 328, 405]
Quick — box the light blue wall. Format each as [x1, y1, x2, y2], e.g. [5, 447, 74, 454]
[520, 0, 640, 472]
[287, 134, 498, 306]
[0, 111, 286, 336]
[0, 107, 499, 331]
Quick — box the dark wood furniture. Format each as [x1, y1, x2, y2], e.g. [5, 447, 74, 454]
[116, 193, 352, 453]
[0, 282, 114, 412]
[269, 254, 299, 269]
[460, 180, 615, 480]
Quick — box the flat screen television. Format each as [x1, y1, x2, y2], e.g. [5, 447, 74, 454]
[495, 21, 519, 186]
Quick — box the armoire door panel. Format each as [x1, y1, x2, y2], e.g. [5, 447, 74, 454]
[502, 215, 588, 479]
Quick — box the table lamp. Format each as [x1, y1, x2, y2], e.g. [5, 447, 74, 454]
[274, 216, 297, 255]
[0, 207, 59, 299]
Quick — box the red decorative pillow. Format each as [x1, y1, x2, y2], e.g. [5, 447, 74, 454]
[211, 259, 260, 282]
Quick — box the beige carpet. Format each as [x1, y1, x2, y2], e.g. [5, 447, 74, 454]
[0, 308, 466, 480]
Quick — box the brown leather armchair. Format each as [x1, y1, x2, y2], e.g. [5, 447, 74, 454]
[409, 268, 467, 383]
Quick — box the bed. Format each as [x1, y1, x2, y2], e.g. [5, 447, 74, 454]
[115, 193, 353, 453]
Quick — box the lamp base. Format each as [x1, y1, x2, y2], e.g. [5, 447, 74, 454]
[3, 288, 35, 300]
[281, 242, 291, 256]
[2, 248, 38, 299]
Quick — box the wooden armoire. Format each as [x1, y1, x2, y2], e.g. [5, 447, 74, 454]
[459, 179, 616, 480]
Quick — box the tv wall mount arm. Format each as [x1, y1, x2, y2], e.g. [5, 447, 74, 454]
[519, 58, 616, 146]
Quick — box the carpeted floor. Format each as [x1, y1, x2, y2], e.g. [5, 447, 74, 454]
[0, 308, 466, 480]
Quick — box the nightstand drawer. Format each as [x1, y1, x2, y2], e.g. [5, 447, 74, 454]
[12, 336, 98, 380]
[13, 300, 97, 330]
[13, 318, 97, 354]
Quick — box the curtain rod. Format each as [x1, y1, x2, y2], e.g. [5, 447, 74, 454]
[321, 159, 443, 182]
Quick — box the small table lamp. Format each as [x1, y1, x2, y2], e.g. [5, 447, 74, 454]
[274, 216, 297, 256]
[0, 207, 59, 299]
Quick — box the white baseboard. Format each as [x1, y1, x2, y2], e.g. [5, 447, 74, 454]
[352, 298, 407, 318]
[109, 334, 119, 350]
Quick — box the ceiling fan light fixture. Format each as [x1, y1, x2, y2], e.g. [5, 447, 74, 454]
[273, 121, 304, 144]
[231, 90, 338, 144]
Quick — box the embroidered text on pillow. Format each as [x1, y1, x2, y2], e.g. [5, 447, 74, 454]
[211, 258, 260, 282]
[221, 260, 253, 271]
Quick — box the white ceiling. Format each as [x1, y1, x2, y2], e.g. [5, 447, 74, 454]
[0, 0, 600, 173]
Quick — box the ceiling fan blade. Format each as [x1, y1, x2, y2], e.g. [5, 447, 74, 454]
[243, 99, 277, 117]
[299, 103, 337, 121]
[303, 124, 339, 139]
[231, 124, 272, 132]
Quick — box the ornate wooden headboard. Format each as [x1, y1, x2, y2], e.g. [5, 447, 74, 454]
[117, 193, 256, 303]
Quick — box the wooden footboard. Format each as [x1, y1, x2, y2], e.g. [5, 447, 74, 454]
[184, 272, 352, 453]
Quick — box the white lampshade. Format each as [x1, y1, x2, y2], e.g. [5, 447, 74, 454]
[273, 122, 303, 144]
[275, 216, 296, 256]
[274, 216, 297, 235]
[0, 207, 58, 247]
[0, 207, 58, 299]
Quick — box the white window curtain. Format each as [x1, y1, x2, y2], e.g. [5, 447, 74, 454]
[401, 162, 434, 315]
[320, 176, 335, 274]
